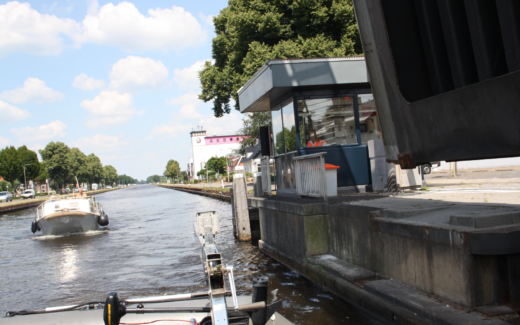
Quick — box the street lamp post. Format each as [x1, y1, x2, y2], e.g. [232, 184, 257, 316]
[23, 164, 32, 191]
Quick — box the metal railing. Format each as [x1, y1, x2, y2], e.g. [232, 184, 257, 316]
[260, 156, 272, 196]
[36, 196, 99, 221]
[293, 152, 328, 202]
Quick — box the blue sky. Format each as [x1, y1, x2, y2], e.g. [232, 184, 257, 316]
[0, 0, 244, 181]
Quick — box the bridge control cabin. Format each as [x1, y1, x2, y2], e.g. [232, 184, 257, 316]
[238, 57, 381, 195]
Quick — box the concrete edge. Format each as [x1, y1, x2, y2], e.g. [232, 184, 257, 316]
[258, 240, 514, 325]
[159, 185, 231, 203]
[258, 240, 431, 325]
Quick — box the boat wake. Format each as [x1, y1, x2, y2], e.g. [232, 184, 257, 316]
[32, 229, 109, 240]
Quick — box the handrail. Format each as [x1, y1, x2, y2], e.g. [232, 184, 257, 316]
[293, 152, 328, 202]
[260, 156, 272, 196]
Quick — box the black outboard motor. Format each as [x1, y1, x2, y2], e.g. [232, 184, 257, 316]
[98, 213, 109, 226]
[103, 292, 126, 325]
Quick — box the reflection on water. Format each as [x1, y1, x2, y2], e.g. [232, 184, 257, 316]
[0, 185, 386, 325]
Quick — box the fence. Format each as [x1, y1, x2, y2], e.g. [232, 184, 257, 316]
[260, 156, 272, 196]
[293, 152, 328, 202]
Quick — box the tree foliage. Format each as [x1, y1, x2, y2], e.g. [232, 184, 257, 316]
[39, 142, 73, 188]
[164, 159, 181, 179]
[199, 0, 361, 117]
[0, 146, 23, 190]
[147, 175, 161, 183]
[69, 148, 88, 184]
[206, 156, 227, 174]
[103, 165, 118, 185]
[17, 145, 40, 180]
[86, 154, 103, 184]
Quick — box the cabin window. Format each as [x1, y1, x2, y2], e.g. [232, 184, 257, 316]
[298, 97, 357, 147]
[210, 140, 213, 143]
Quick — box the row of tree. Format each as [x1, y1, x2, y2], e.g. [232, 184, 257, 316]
[0, 141, 138, 192]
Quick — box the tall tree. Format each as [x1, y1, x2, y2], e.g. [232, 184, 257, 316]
[39, 142, 73, 189]
[164, 159, 181, 179]
[103, 165, 118, 185]
[199, 0, 360, 117]
[69, 148, 88, 184]
[17, 145, 40, 181]
[85, 154, 103, 184]
[206, 156, 227, 174]
[0, 146, 23, 192]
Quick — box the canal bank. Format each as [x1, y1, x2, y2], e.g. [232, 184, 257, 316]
[0, 187, 125, 215]
[163, 178, 520, 324]
[158, 184, 233, 202]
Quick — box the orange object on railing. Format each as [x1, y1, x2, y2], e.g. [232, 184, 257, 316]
[325, 164, 340, 170]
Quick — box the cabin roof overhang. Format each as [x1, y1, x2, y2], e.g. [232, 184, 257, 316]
[237, 57, 369, 113]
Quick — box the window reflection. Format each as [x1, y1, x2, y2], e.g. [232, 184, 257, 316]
[298, 97, 357, 147]
[282, 102, 297, 152]
[271, 109, 285, 155]
[358, 94, 382, 145]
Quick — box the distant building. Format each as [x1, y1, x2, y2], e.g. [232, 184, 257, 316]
[242, 142, 262, 174]
[189, 120, 246, 179]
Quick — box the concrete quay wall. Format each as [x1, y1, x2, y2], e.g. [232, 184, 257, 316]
[249, 196, 520, 323]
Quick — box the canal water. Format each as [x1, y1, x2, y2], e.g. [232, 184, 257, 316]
[0, 185, 388, 324]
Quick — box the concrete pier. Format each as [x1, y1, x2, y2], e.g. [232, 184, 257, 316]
[248, 186, 520, 324]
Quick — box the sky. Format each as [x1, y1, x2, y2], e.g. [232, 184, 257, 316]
[0, 0, 244, 181]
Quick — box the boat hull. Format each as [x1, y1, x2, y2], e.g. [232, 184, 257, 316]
[38, 212, 100, 236]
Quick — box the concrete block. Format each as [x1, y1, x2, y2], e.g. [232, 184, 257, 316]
[367, 138, 385, 158]
[253, 174, 263, 197]
[232, 176, 251, 242]
[364, 280, 508, 325]
[450, 213, 513, 229]
[309, 255, 376, 283]
[511, 212, 520, 225]
[370, 157, 387, 191]
[304, 215, 328, 257]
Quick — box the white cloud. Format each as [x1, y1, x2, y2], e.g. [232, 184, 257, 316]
[199, 13, 215, 26]
[72, 134, 128, 152]
[81, 2, 207, 52]
[0, 1, 81, 57]
[9, 120, 66, 143]
[173, 60, 210, 90]
[167, 91, 204, 119]
[0, 78, 65, 104]
[147, 111, 242, 140]
[0, 136, 9, 148]
[0, 100, 32, 123]
[147, 121, 192, 139]
[72, 73, 105, 90]
[110, 56, 168, 93]
[80, 90, 144, 128]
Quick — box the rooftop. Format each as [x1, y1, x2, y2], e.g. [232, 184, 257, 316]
[237, 57, 369, 113]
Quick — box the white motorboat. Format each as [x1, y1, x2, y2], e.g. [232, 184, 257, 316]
[31, 196, 109, 235]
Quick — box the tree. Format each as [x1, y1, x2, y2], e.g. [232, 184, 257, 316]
[0, 146, 23, 192]
[17, 145, 40, 181]
[36, 164, 49, 185]
[85, 154, 103, 184]
[39, 142, 73, 189]
[103, 165, 118, 185]
[199, 0, 360, 117]
[236, 112, 271, 154]
[206, 156, 227, 174]
[69, 148, 88, 184]
[147, 175, 161, 183]
[164, 159, 180, 179]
